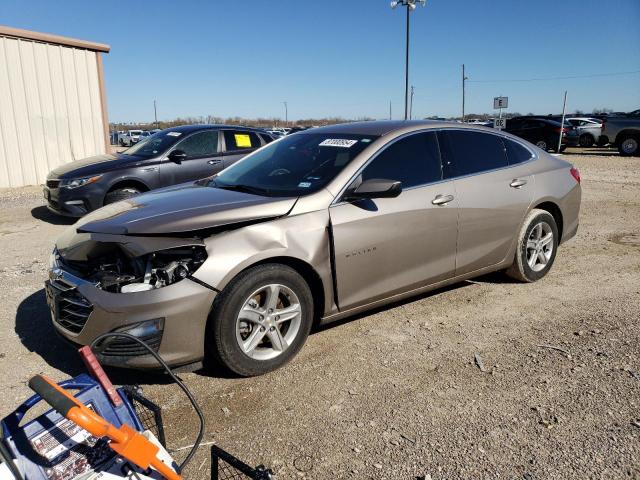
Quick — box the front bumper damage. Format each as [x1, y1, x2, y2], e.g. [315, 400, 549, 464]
[47, 233, 217, 368]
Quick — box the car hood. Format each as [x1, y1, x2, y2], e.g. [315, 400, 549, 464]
[74, 184, 297, 235]
[48, 153, 145, 179]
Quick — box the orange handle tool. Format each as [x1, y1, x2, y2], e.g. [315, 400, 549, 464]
[28, 374, 181, 480]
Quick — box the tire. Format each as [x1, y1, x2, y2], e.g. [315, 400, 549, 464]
[618, 135, 639, 156]
[506, 209, 559, 283]
[579, 133, 594, 148]
[119, 139, 125, 146]
[205, 263, 314, 376]
[534, 139, 549, 151]
[103, 187, 142, 205]
[597, 136, 608, 147]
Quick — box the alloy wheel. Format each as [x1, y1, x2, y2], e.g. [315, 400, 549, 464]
[235, 284, 302, 360]
[536, 140, 548, 150]
[621, 138, 638, 155]
[526, 222, 554, 272]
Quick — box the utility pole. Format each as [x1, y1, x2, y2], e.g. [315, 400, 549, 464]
[409, 85, 415, 120]
[462, 64, 468, 123]
[283, 101, 288, 126]
[390, 0, 426, 121]
[389, 100, 392, 120]
[153, 100, 158, 128]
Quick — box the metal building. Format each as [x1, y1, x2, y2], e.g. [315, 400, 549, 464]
[0, 26, 110, 188]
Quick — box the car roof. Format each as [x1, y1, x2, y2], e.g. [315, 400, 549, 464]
[305, 120, 452, 136]
[159, 124, 266, 134]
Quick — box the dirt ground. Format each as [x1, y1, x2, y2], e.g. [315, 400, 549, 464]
[0, 149, 638, 479]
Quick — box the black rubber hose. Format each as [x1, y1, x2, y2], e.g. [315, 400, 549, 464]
[89, 332, 205, 473]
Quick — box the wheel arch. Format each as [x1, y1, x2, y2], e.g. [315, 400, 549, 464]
[615, 128, 640, 144]
[532, 200, 563, 240]
[224, 256, 326, 327]
[106, 178, 150, 194]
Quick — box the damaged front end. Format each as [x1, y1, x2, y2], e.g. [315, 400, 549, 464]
[47, 231, 218, 368]
[57, 244, 208, 293]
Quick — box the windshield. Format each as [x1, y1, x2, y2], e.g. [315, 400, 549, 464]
[123, 130, 184, 157]
[211, 133, 378, 196]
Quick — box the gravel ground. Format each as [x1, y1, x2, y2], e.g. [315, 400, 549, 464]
[0, 150, 638, 479]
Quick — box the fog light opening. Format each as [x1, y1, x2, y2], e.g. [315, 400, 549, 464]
[118, 318, 164, 338]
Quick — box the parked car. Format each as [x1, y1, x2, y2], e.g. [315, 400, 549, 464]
[120, 129, 143, 147]
[137, 130, 153, 141]
[46, 121, 581, 375]
[564, 117, 605, 147]
[43, 125, 274, 216]
[600, 109, 640, 156]
[505, 117, 579, 152]
[266, 129, 286, 138]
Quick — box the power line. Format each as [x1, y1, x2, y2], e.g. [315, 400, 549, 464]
[467, 69, 640, 84]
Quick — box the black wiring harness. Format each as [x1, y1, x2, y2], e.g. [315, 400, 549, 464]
[90, 332, 205, 473]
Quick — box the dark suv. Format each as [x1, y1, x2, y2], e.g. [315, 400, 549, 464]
[504, 118, 579, 152]
[44, 125, 273, 217]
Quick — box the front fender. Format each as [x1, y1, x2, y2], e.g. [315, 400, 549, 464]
[192, 210, 336, 315]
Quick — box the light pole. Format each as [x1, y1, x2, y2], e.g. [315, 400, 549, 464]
[390, 0, 426, 120]
[283, 101, 288, 126]
[462, 64, 468, 122]
[409, 85, 415, 120]
[153, 100, 158, 128]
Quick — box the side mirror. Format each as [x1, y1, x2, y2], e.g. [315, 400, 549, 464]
[344, 178, 402, 201]
[168, 150, 187, 163]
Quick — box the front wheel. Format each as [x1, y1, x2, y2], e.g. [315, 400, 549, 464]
[506, 209, 559, 282]
[104, 187, 142, 205]
[205, 264, 314, 376]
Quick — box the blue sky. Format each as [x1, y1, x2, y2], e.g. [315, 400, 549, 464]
[2, 0, 639, 122]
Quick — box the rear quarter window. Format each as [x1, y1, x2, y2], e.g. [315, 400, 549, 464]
[503, 138, 533, 165]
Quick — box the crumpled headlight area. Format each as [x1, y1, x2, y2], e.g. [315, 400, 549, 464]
[67, 246, 208, 293]
[60, 175, 102, 189]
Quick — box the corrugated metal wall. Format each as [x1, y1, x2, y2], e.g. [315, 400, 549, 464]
[0, 36, 106, 188]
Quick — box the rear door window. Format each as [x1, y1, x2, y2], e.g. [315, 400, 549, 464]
[223, 130, 261, 152]
[361, 132, 442, 188]
[176, 130, 220, 158]
[440, 130, 508, 178]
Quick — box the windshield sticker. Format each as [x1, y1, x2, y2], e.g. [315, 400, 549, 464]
[234, 134, 252, 148]
[166, 132, 182, 137]
[319, 139, 358, 148]
[298, 182, 312, 188]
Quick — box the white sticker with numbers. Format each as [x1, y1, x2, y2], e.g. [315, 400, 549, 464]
[319, 139, 358, 148]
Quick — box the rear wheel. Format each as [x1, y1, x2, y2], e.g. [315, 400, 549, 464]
[534, 139, 549, 151]
[579, 133, 594, 148]
[618, 135, 639, 156]
[506, 209, 559, 282]
[104, 187, 142, 205]
[205, 264, 314, 376]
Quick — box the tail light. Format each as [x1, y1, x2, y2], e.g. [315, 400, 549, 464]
[600, 120, 605, 132]
[570, 166, 581, 183]
[555, 127, 569, 134]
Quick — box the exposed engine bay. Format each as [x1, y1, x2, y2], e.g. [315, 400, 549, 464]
[59, 245, 207, 293]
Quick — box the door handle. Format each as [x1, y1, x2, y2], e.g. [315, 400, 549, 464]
[510, 179, 528, 188]
[208, 160, 222, 165]
[431, 194, 454, 206]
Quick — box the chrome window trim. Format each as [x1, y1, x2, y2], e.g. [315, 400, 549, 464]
[330, 127, 537, 206]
